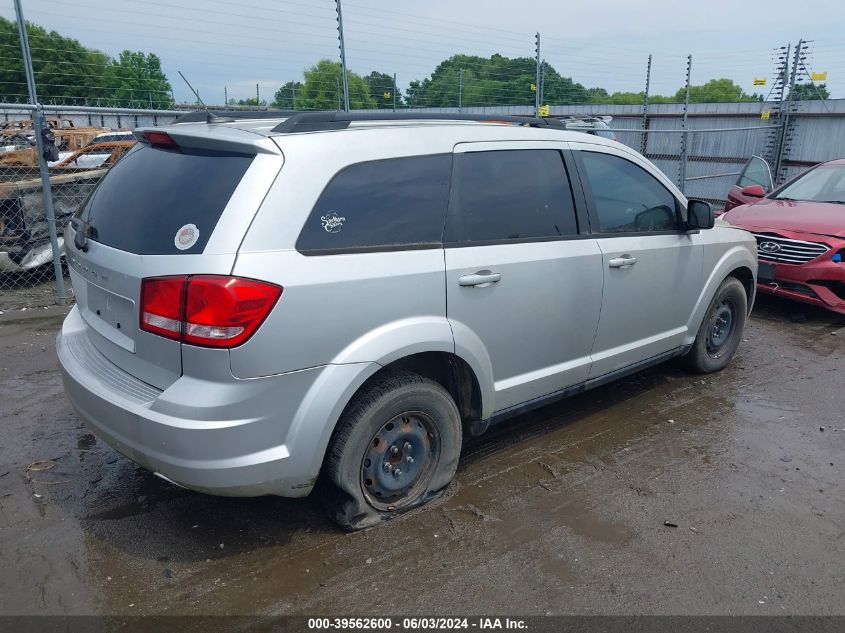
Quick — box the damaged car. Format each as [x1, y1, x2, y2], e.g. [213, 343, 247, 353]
[721, 157, 845, 315]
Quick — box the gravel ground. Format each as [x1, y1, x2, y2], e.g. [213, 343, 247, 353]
[1, 294, 844, 616]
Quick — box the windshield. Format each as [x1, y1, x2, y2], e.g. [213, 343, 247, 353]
[775, 165, 845, 204]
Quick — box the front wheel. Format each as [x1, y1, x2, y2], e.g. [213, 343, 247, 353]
[681, 276, 748, 374]
[321, 371, 462, 530]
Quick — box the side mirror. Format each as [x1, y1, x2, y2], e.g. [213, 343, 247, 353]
[687, 199, 714, 230]
[740, 184, 766, 198]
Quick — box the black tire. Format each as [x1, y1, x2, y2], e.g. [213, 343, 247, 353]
[321, 370, 462, 531]
[682, 276, 747, 374]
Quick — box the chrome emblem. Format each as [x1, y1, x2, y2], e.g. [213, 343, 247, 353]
[759, 241, 781, 254]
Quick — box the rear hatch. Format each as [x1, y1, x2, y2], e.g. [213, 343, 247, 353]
[65, 126, 283, 389]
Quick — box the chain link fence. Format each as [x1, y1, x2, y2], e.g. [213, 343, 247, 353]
[0, 104, 181, 312]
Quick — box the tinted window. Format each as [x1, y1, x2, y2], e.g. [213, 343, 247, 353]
[297, 155, 452, 253]
[444, 150, 578, 243]
[579, 151, 678, 233]
[738, 156, 772, 193]
[77, 144, 253, 254]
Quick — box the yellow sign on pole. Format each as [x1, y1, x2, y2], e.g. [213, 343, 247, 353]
[530, 83, 537, 92]
[383, 91, 391, 99]
[761, 111, 771, 120]
[538, 104, 550, 117]
[753, 78, 767, 86]
[811, 71, 828, 81]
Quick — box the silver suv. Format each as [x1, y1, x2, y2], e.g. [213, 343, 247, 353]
[57, 112, 757, 530]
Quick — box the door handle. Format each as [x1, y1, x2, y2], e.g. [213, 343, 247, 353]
[458, 270, 502, 287]
[608, 256, 637, 268]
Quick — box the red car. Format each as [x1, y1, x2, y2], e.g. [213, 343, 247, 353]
[721, 158, 845, 316]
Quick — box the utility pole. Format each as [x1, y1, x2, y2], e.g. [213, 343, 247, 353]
[335, 0, 350, 111]
[678, 54, 692, 193]
[392, 73, 397, 112]
[458, 69, 463, 112]
[292, 83, 296, 111]
[534, 32, 541, 117]
[13, 0, 65, 304]
[641, 54, 652, 155]
[224, 85, 228, 106]
[256, 83, 260, 106]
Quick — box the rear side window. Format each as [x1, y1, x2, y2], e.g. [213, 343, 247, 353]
[296, 154, 452, 253]
[77, 144, 253, 255]
[444, 149, 578, 243]
[578, 151, 678, 233]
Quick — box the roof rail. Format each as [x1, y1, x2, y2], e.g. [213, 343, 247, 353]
[173, 109, 298, 124]
[270, 111, 565, 134]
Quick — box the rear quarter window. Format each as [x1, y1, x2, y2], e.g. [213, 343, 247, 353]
[296, 154, 452, 254]
[77, 144, 253, 255]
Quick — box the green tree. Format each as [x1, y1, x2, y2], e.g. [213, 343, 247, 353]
[103, 51, 173, 108]
[272, 80, 303, 109]
[405, 54, 590, 107]
[0, 17, 110, 104]
[363, 71, 401, 109]
[674, 78, 761, 103]
[0, 19, 173, 107]
[296, 60, 375, 110]
[789, 82, 829, 101]
[229, 97, 266, 107]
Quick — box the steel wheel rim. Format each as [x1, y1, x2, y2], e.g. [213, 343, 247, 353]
[706, 299, 736, 358]
[360, 411, 441, 511]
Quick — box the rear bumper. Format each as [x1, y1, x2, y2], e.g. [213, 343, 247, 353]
[758, 257, 845, 315]
[57, 305, 373, 497]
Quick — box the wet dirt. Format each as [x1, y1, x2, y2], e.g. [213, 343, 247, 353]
[1, 295, 844, 616]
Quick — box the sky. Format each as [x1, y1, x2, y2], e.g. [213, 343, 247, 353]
[2, 0, 843, 105]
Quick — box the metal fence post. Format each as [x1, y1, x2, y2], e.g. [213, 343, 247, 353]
[764, 44, 789, 172]
[641, 54, 652, 155]
[534, 32, 541, 117]
[458, 69, 463, 112]
[13, 0, 66, 305]
[774, 40, 803, 185]
[539, 59, 545, 109]
[335, 0, 350, 112]
[678, 54, 692, 193]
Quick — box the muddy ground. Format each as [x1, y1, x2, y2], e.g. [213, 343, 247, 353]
[1, 295, 844, 617]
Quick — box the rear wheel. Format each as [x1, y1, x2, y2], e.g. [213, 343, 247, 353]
[321, 371, 462, 530]
[682, 276, 747, 373]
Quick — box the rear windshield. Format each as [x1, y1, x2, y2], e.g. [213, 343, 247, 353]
[76, 144, 253, 255]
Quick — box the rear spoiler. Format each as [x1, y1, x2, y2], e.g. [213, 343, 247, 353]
[133, 128, 281, 156]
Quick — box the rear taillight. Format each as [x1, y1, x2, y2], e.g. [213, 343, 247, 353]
[140, 275, 281, 348]
[140, 276, 185, 341]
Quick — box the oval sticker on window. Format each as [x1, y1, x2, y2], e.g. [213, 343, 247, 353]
[174, 223, 200, 250]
